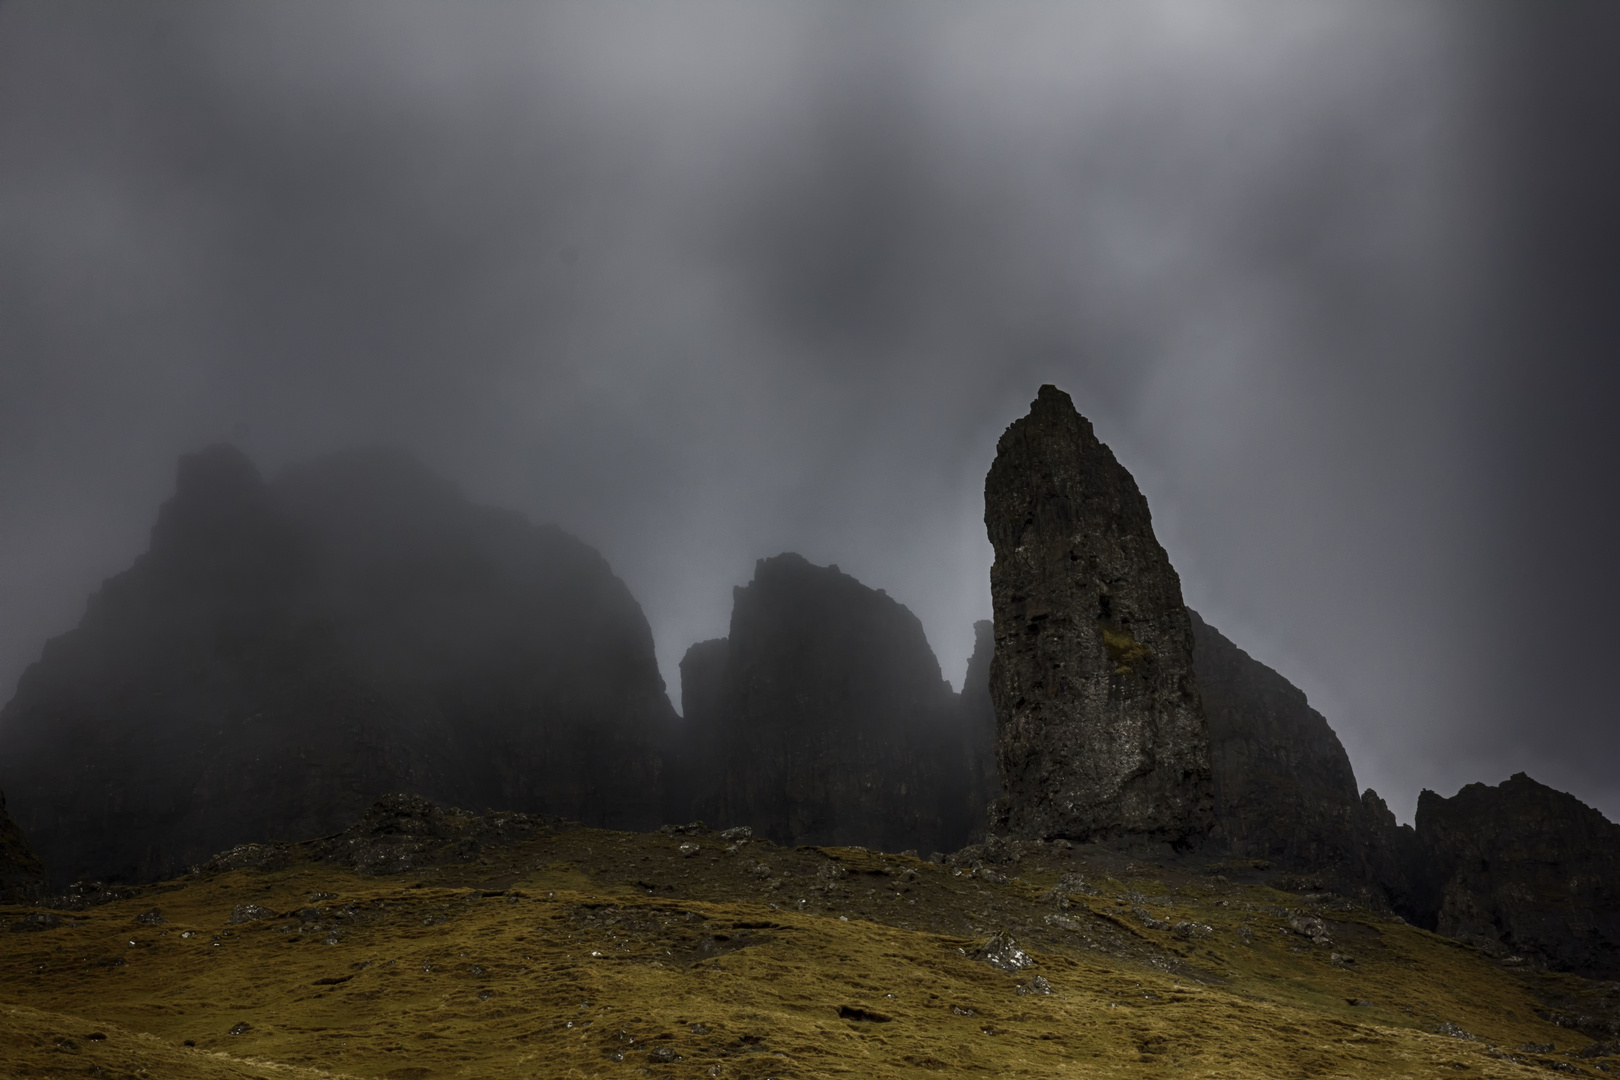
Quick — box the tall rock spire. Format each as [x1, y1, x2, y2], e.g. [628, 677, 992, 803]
[984, 385, 1212, 844]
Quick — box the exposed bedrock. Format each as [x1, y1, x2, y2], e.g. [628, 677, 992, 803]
[0, 444, 676, 886]
[675, 553, 986, 853]
[1411, 773, 1620, 979]
[983, 385, 1212, 844]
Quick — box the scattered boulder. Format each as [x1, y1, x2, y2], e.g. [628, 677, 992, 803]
[982, 385, 1211, 844]
[974, 931, 1035, 972]
[0, 445, 676, 886]
[7, 911, 61, 933]
[227, 904, 274, 925]
[309, 792, 549, 876]
[676, 553, 980, 853]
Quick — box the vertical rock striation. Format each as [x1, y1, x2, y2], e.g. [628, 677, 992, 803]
[0, 445, 676, 886]
[983, 385, 1212, 844]
[676, 553, 979, 853]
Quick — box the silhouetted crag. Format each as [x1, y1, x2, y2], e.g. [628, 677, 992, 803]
[0, 445, 675, 887]
[1191, 610, 1369, 877]
[983, 385, 1212, 844]
[960, 620, 1002, 827]
[676, 553, 981, 853]
[1409, 773, 1620, 979]
[0, 786, 46, 902]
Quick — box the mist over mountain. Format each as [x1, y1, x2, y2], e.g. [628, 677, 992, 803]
[0, 445, 675, 886]
[3, 4, 1619, 829]
[674, 552, 991, 854]
[2, 386, 1618, 993]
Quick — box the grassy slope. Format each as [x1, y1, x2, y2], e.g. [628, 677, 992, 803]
[2, 823, 1616, 1079]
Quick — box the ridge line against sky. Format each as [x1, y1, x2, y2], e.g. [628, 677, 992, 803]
[1, 2, 1617, 823]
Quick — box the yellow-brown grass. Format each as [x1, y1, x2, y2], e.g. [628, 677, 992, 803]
[1, 825, 1611, 1078]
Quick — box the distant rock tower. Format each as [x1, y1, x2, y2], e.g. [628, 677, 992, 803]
[984, 385, 1212, 844]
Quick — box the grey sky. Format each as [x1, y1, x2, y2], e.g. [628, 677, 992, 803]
[1, 2, 1615, 824]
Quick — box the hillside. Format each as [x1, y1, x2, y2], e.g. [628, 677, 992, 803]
[2, 796, 1617, 1079]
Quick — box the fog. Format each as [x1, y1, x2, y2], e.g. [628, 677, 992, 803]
[2, 2, 1617, 822]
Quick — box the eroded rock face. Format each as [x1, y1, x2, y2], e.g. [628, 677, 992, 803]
[1412, 773, 1620, 978]
[984, 385, 1212, 844]
[676, 553, 979, 852]
[960, 620, 1002, 831]
[1192, 610, 1367, 875]
[0, 445, 675, 886]
[0, 787, 46, 902]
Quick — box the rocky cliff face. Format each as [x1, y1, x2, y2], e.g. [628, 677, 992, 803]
[0, 445, 676, 886]
[676, 553, 980, 853]
[0, 786, 46, 902]
[1411, 773, 1620, 979]
[1191, 610, 1368, 875]
[983, 385, 1212, 845]
[960, 620, 1002, 829]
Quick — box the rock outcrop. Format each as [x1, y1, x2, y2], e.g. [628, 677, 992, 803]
[1191, 610, 1368, 876]
[0, 445, 676, 886]
[1410, 773, 1620, 979]
[0, 786, 46, 902]
[983, 385, 1212, 844]
[960, 620, 1002, 828]
[676, 553, 980, 853]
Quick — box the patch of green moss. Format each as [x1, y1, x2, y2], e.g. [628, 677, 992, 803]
[1102, 626, 1151, 674]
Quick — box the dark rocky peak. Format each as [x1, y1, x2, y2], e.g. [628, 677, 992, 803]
[1412, 773, 1620, 978]
[960, 619, 1001, 812]
[983, 385, 1212, 845]
[0, 786, 46, 903]
[727, 553, 949, 712]
[676, 553, 980, 853]
[269, 447, 649, 685]
[128, 443, 309, 611]
[0, 445, 674, 887]
[161, 442, 271, 535]
[272, 446, 478, 565]
[1190, 610, 1366, 876]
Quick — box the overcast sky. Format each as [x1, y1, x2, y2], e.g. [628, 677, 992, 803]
[2, 2, 1616, 824]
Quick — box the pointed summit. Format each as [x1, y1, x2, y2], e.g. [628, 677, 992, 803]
[984, 385, 1212, 844]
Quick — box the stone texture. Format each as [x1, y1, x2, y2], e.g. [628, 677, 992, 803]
[1191, 610, 1367, 875]
[983, 385, 1211, 844]
[0, 786, 46, 903]
[0, 444, 676, 886]
[1356, 788, 1425, 913]
[1410, 773, 1620, 979]
[675, 553, 980, 853]
[959, 620, 1002, 832]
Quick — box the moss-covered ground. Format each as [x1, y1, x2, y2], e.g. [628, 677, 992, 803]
[3, 822, 1617, 1078]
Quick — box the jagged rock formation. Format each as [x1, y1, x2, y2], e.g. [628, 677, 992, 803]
[1191, 610, 1368, 876]
[960, 620, 1002, 828]
[983, 385, 1212, 844]
[1410, 773, 1620, 979]
[0, 786, 46, 902]
[0, 445, 675, 886]
[1354, 788, 1425, 913]
[676, 553, 979, 853]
